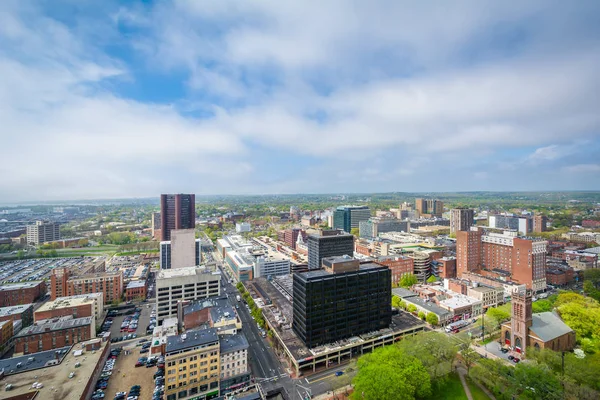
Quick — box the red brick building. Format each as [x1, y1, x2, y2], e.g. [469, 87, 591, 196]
[457, 229, 547, 291]
[51, 269, 123, 304]
[582, 219, 600, 229]
[546, 267, 575, 286]
[34, 298, 94, 322]
[282, 228, 307, 250]
[533, 215, 548, 233]
[437, 257, 457, 279]
[0, 281, 47, 307]
[14, 316, 94, 355]
[374, 256, 414, 286]
[125, 280, 147, 301]
[354, 240, 373, 257]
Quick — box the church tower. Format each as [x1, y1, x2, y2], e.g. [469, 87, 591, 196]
[510, 289, 532, 355]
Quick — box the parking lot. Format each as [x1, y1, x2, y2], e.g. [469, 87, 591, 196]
[101, 344, 158, 400]
[105, 301, 156, 342]
[0, 257, 105, 284]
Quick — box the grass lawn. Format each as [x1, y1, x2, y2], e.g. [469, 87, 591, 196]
[424, 372, 468, 400]
[115, 250, 159, 256]
[466, 377, 491, 400]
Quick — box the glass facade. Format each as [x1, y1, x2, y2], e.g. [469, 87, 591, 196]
[292, 266, 391, 348]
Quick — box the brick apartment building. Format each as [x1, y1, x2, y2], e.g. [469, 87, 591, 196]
[14, 316, 94, 355]
[582, 219, 600, 229]
[51, 268, 123, 304]
[282, 228, 307, 250]
[546, 267, 575, 286]
[0, 281, 47, 307]
[374, 256, 414, 286]
[457, 228, 547, 291]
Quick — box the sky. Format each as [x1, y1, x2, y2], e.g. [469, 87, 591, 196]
[1, 0, 600, 202]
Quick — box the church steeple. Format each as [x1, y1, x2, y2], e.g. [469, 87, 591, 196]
[510, 289, 532, 354]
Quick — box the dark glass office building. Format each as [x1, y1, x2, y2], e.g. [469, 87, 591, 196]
[160, 193, 196, 241]
[333, 206, 371, 233]
[292, 263, 391, 348]
[307, 230, 354, 270]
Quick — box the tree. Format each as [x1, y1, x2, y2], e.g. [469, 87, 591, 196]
[407, 304, 417, 313]
[399, 301, 407, 310]
[397, 331, 458, 381]
[426, 313, 438, 326]
[350, 228, 360, 237]
[426, 275, 438, 283]
[486, 305, 511, 323]
[418, 311, 426, 320]
[400, 274, 418, 288]
[351, 345, 431, 400]
[392, 295, 402, 308]
[77, 238, 89, 247]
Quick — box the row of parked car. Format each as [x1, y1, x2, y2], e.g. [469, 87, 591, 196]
[153, 355, 166, 400]
[113, 385, 141, 400]
[92, 347, 122, 399]
[120, 310, 141, 333]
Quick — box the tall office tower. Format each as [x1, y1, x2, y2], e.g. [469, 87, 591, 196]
[450, 208, 475, 234]
[332, 206, 371, 232]
[415, 199, 444, 218]
[151, 212, 161, 239]
[160, 193, 196, 241]
[292, 256, 391, 348]
[26, 221, 60, 245]
[533, 215, 548, 233]
[456, 227, 483, 277]
[307, 230, 354, 270]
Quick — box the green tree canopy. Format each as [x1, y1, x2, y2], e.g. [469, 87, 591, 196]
[426, 313, 438, 326]
[418, 311, 426, 320]
[486, 305, 511, 322]
[396, 331, 458, 381]
[392, 295, 402, 308]
[351, 345, 431, 400]
[400, 273, 418, 288]
[426, 275, 438, 283]
[407, 304, 417, 313]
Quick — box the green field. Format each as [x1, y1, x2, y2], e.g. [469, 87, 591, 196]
[467, 377, 491, 400]
[55, 245, 120, 256]
[425, 373, 468, 400]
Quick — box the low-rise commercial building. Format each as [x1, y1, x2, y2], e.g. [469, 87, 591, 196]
[14, 316, 95, 355]
[439, 294, 482, 319]
[125, 280, 147, 301]
[0, 281, 47, 307]
[183, 297, 241, 332]
[374, 255, 414, 286]
[395, 293, 452, 326]
[156, 267, 221, 324]
[0, 303, 34, 327]
[219, 333, 251, 395]
[467, 285, 504, 309]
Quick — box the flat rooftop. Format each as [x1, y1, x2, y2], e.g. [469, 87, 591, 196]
[0, 346, 71, 375]
[0, 303, 32, 317]
[16, 316, 93, 337]
[0, 340, 108, 400]
[126, 280, 146, 289]
[440, 294, 482, 309]
[220, 332, 249, 354]
[0, 281, 44, 290]
[36, 296, 96, 312]
[166, 327, 219, 354]
[252, 277, 425, 362]
[158, 266, 219, 279]
[299, 262, 387, 280]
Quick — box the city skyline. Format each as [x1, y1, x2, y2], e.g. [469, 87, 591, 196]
[1, 1, 600, 202]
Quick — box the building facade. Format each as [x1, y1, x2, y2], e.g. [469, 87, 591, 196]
[125, 280, 147, 301]
[450, 208, 474, 234]
[283, 228, 306, 250]
[164, 328, 221, 400]
[374, 256, 414, 286]
[0, 304, 33, 327]
[14, 316, 94, 355]
[219, 333, 251, 395]
[26, 220, 60, 245]
[359, 217, 409, 239]
[34, 294, 103, 327]
[160, 237, 202, 269]
[333, 206, 371, 233]
[533, 215, 548, 233]
[160, 193, 196, 241]
[292, 259, 391, 348]
[307, 230, 354, 270]
[51, 269, 123, 304]
[0, 281, 47, 307]
[415, 199, 444, 218]
[156, 267, 221, 324]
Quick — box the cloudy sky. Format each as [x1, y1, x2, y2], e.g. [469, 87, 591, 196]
[1, 1, 599, 202]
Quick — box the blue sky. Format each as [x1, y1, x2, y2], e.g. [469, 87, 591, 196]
[1, 0, 599, 202]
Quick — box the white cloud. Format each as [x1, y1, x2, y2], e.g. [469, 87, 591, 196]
[1, 1, 599, 201]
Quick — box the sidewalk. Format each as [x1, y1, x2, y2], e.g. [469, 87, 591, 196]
[456, 367, 473, 400]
